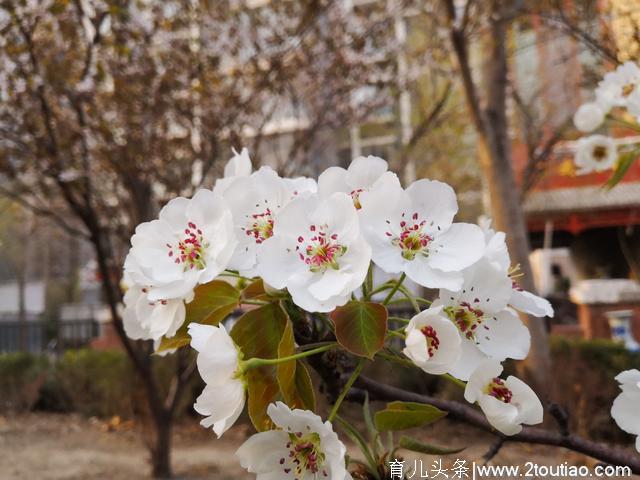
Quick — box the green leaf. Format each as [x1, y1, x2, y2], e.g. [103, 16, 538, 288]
[330, 301, 387, 358]
[156, 335, 190, 353]
[374, 401, 447, 432]
[399, 435, 465, 455]
[363, 392, 384, 459]
[292, 361, 316, 411]
[606, 149, 637, 188]
[230, 302, 289, 431]
[156, 280, 240, 353]
[185, 280, 240, 325]
[241, 278, 270, 302]
[276, 319, 297, 403]
[276, 317, 316, 411]
[335, 416, 381, 480]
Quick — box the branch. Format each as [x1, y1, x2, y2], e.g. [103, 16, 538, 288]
[443, 0, 486, 136]
[355, 375, 640, 474]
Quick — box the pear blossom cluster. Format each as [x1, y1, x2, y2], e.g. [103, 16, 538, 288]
[572, 61, 640, 174]
[121, 151, 559, 477]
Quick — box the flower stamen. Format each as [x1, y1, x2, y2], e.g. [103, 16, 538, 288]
[387, 212, 433, 261]
[420, 325, 440, 357]
[297, 225, 347, 273]
[282, 432, 326, 478]
[166, 221, 208, 271]
[485, 377, 513, 403]
[444, 302, 484, 340]
[242, 207, 275, 244]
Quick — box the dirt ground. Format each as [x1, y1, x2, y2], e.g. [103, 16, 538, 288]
[0, 411, 636, 480]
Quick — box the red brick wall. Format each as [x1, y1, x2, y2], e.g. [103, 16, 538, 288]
[577, 302, 640, 341]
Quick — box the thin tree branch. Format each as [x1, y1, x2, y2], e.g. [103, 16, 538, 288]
[355, 375, 640, 474]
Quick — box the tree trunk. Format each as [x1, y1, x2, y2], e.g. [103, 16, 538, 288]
[89, 224, 176, 478]
[446, 0, 551, 394]
[151, 411, 173, 479]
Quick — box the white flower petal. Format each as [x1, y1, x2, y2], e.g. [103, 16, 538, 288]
[506, 376, 544, 427]
[267, 402, 329, 435]
[476, 309, 531, 361]
[236, 430, 290, 474]
[509, 289, 554, 318]
[405, 179, 458, 234]
[448, 338, 489, 381]
[346, 155, 388, 189]
[479, 395, 522, 436]
[404, 329, 430, 364]
[440, 258, 513, 314]
[195, 379, 245, 437]
[573, 102, 605, 132]
[258, 235, 304, 290]
[428, 223, 485, 272]
[224, 147, 252, 178]
[318, 166, 350, 197]
[404, 307, 462, 375]
[612, 391, 640, 436]
[464, 358, 503, 403]
[615, 369, 640, 390]
[405, 257, 463, 290]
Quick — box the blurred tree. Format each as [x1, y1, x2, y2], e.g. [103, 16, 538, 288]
[439, 0, 626, 394]
[0, 0, 412, 476]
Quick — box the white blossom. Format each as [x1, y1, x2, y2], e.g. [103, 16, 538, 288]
[403, 306, 462, 375]
[122, 284, 189, 341]
[318, 155, 390, 209]
[611, 369, 640, 453]
[480, 221, 553, 318]
[573, 102, 605, 133]
[224, 166, 291, 276]
[465, 359, 543, 436]
[258, 192, 371, 312]
[284, 176, 318, 198]
[595, 61, 640, 111]
[189, 323, 245, 438]
[433, 258, 530, 381]
[236, 402, 352, 480]
[124, 189, 236, 300]
[213, 148, 253, 196]
[359, 174, 484, 291]
[574, 135, 617, 175]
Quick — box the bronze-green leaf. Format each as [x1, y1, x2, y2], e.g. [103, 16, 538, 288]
[241, 278, 270, 302]
[399, 435, 465, 455]
[155, 280, 240, 353]
[330, 301, 387, 358]
[185, 280, 240, 325]
[374, 401, 446, 431]
[155, 334, 190, 353]
[276, 319, 297, 403]
[276, 317, 316, 411]
[230, 302, 289, 431]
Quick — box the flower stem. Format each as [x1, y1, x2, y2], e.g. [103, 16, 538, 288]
[383, 273, 406, 305]
[221, 270, 253, 281]
[241, 299, 269, 306]
[386, 329, 406, 339]
[389, 316, 410, 323]
[396, 284, 420, 313]
[367, 281, 395, 298]
[241, 343, 337, 372]
[328, 358, 366, 422]
[376, 351, 415, 368]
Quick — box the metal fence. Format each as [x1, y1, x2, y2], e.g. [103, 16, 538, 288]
[0, 319, 100, 354]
